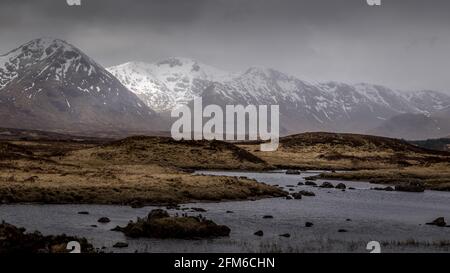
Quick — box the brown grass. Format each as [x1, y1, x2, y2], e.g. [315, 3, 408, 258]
[64, 136, 269, 170]
[0, 137, 285, 205]
[317, 163, 450, 191]
[238, 132, 450, 190]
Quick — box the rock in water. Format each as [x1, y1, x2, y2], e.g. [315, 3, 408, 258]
[373, 186, 395, 191]
[299, 190, 316, 197]
[335, 183, 346, 190]
[254, 230, 264, 236]
[98, 217, 111, 224]
[426, 217, 446, 227]
[113, 242, 129, 248]
[112, 209, 230, 239]
[292, 193, 302, 200]
[395, 181, 425, 192]
[320, 182, 334, 188]
[305, 222, 314, 227]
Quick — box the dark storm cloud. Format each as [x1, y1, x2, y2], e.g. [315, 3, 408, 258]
[1, 0, 450, 92]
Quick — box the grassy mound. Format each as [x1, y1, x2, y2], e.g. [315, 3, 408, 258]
[113, 209, 231, 239]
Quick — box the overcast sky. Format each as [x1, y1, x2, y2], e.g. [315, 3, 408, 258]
[1, 0, 449, 93]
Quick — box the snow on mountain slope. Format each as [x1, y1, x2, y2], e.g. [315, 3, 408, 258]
[0, 38, 158, 132]
[109, 58, 450, 135]
[402, 90, 450, 114]
[108, 58, 233, 112]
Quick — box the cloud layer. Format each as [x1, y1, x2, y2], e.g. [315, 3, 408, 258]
[1, 0, 449, 92]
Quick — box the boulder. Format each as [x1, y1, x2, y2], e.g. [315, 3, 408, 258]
[305, 181, 317, 186]
[426, 217, 447, 227]
[335, 183, 346, 190]
[113, 209, 230, 239]
[113, 242, 129, 248]
[254, 230, 264, 236]
[305, 222, 314, 227]
[263, 215, 274, 219]
[372, 186, 394, 191]
[297, 182, 305, 186]
[279, 233, 291, 238]
[395, 181, 425, 193]
[78, 211, 89, 215]
[320, 182, 334, 188]
[98, 217, 111, 224]
[292, 193, 302, 200]
[299, 190, 315, 197]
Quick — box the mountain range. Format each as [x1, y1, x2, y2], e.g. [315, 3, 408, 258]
[108, 58, 450, 139]
[1, 38, 449, 139]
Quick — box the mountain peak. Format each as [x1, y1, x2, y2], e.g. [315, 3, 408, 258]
[26, 37, 68, 48]
[156, 57, 198, 68]
[6, 38, 78, 58]
[244, 66, 277, 76]
[0, 38, 157, 132]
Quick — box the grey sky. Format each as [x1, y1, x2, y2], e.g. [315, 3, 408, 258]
[1, 0, 449, 93]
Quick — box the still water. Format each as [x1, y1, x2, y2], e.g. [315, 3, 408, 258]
[0, 170, 449, 253]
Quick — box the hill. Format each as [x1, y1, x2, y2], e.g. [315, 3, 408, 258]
[368, 113, 450, 140]
[238, 132, 450, 171]
[237, 132, 450, 191]
[63, 136, 269, 170]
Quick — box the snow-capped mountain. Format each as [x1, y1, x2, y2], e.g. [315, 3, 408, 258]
[0, 38, 158, 132]
[108, 58, 233, 112]
[2, 37, 448, 138]
[109, 59, 450, 136]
